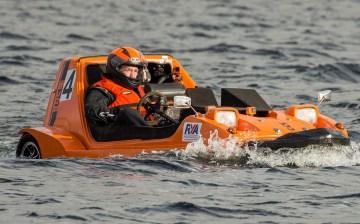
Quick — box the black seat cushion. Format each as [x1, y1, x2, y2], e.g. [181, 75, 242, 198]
[86, 64, 106, 86]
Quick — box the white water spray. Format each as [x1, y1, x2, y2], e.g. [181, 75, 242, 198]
[175, 130, 360, 167]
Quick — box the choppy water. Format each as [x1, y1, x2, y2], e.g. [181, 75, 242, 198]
[1, 0, 360, 223]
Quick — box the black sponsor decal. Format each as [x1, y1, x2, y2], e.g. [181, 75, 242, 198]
[48, 60, 70, 126]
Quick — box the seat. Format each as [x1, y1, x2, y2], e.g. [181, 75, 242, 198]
[86, 64, 106, 87]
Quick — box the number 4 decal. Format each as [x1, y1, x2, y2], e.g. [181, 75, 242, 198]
[60, 69, 76, 102]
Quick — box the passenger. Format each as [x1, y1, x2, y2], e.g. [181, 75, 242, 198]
[85, 46, 150, 127]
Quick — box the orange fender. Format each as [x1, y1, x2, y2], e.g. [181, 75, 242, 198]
[317, 114, 348, 137]
[18, 127, 86, 159]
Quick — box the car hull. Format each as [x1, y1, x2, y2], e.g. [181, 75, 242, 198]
[18, 121, 350, 159]
[16, 54, 350, 159]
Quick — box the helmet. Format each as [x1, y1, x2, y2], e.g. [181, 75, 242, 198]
[106, 46, 148, 88]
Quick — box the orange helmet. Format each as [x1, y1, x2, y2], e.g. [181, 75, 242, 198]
[106, 46, 148, 88]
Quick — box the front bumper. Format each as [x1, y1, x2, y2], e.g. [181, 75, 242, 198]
[256, 128, 350, 149]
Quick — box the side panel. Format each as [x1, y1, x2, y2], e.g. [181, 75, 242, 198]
[42, 58, 93, 147]
[45, 59, 79, 130]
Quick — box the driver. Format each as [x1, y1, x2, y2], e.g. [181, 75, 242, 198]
[85, 46, 150, 127]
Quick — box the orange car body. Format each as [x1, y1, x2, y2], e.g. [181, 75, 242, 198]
[17, 55, 349, 159]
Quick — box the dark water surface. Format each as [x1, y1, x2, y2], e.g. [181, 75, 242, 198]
[1, 0, 360, 223]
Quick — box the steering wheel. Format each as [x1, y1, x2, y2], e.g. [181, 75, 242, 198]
[137, 91, 178, 126]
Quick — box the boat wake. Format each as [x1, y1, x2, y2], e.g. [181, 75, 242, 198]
[174, 131, 360, 168]
[2, 129, 359, 169]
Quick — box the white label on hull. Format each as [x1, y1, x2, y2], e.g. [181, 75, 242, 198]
[182, 122, 202, 142]
[60, 69, 76, 102]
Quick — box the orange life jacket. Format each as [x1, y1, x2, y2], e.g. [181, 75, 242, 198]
[92, 76, 145, 109]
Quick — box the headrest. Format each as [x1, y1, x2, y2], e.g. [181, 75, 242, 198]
[86, 64, 106, 86]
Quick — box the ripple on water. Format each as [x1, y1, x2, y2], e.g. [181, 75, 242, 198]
[0, 31, 28, 40]
[0, 76, 20, 85]
[298, 63, 360, 83]
[5, 45, 50, 51]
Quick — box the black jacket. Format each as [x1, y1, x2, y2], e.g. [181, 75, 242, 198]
[85, 87, 148, 126]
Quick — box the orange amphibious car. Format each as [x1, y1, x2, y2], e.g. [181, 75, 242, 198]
[16, 54, 350, 159]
